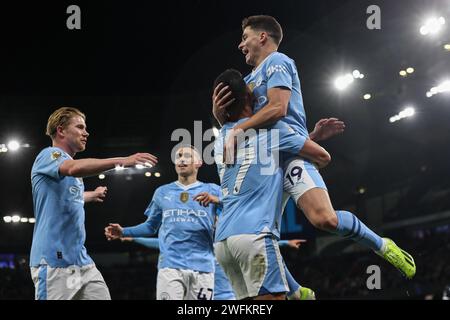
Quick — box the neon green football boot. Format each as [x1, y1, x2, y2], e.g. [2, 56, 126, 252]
[288, 286, 316, 300]
[377, 238, 416, 279]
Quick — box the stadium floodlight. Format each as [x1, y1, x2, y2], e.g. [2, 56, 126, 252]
[145, 172, 151, 177]
[3, 216, 12, 223]
[389, 107, 415, 123]
[426, 80, 450, 97]
[28, 218, 36, 224]
[400, 107, 415, 117]
[445, 44, 450, 51]
[154, 172, 161, 178]
[399, 70, 407, 77]
[98, 174, 106, 180]
[7, 140, 20, 152]
[363, 94, 372, 100]
[334, 73, 354, 91]
[389, 116, 400, 123]
[11, 215, 21, 223]
[420, 17, 446, 36]
[352, 70, 361, 78]
[20, 218, 28, 223]
[406, 67, 415, 74]
[135, 164, 145, 170]
[0, 145, 7, 153]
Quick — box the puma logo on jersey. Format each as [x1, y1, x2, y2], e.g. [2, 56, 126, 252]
[266, 65, 288, 77]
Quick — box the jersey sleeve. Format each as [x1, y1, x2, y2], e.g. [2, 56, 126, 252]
[123, 187, 164, 237]
[278, 240, 289, 247]
[142, 187, 163, 232]
[33, 148, 71, 180]
[133, 237, 160, 250]
[266, 54, 295, 91]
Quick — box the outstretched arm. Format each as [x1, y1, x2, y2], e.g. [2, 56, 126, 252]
[105, 220, 158, 240]
[60, 153, 158, 178]
[84, 186, 108, 203]
[279, 239, 307, 249]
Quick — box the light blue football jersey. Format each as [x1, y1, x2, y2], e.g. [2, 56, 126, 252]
[30, 147, 93, 268]
[244, 52, 309, 139]
[123, 181, 220, 273]
[214, 119, 306, 241]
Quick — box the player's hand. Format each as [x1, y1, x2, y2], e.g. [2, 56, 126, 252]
[310, 118, 345, 142]
[122, 153, 158, 168]
[193, 192, 220, 207]
[212, 82, 235, 125]
[91, 186, 107, 203]
[104, 223, 124, 241]
[224, 128, 244, 164]
[287, 239, 307, 249]
[120, 237, 134, 242]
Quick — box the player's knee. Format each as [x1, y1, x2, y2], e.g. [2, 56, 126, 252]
[310, 208, 338, 231]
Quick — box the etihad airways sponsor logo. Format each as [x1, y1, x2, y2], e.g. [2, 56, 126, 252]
[163, 209, 208, 218]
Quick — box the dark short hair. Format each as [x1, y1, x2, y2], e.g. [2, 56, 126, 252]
[242, 15, 283, 46]
[213, 69, 248, 121]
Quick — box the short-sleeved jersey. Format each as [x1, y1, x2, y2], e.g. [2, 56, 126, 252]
[30, 147, 93, 268]
[214, 120, 305, 241]
[244, 52, 308, 138]
[124, 181, 221, 273]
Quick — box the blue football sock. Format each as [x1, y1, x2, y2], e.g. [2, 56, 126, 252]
[333, 210, 383, 251]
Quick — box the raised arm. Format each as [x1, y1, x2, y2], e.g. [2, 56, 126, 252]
[60, 153, 157, 178]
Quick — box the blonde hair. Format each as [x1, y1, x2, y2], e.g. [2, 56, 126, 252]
[46, 107, 86, 139]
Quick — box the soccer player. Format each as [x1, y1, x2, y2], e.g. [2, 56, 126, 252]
[213, 15, 416, 279]
[30, 107, 157, 300]
[195, 192, 316, 300]
[104, 146, 221, 300]
[211, 70, 330, 300]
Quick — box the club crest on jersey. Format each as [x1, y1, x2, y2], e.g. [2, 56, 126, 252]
[51, 151, 61, 160]
[180, 192, 189, 203]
